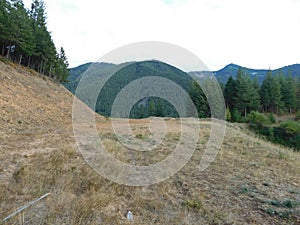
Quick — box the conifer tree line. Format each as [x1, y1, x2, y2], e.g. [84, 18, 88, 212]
[223, 68, 300, 122]
[0, 0, 69, 82]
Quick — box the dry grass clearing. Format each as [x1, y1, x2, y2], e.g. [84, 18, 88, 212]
[0, 61, 300, 224]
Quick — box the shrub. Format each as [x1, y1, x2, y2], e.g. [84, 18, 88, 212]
[184, 198, 203, 210]
[280, 121, 300, 135]
[246, 111, 271, 126]
[273, 121, 300, 150]
[268, 113, 276, 124]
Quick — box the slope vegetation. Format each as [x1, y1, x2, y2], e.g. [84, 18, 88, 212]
[0, 61, 300, 224]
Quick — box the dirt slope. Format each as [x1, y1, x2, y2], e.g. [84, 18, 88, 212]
[0, 60, 74, 133]
[0, 60, 300, 225]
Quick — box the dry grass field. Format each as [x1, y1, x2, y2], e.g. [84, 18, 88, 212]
[0, 61, 300, 224]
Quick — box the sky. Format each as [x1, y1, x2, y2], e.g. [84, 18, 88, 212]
[23, 0, 300, 71]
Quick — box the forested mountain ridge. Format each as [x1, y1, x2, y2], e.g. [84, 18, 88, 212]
[0, 0, 69, 81]
[65, 60, 201, 118]
[191, 63, 300, 84]
[71, 62, 300, 85]
[67, 61, 300, 119]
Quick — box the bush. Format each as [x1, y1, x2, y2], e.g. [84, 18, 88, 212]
[246, 111, 271, 126]
[184, 199, 203, 210]
[273, 121, 300, 150]
[280, 121, 300, 135]
[268, 113, 276, 124]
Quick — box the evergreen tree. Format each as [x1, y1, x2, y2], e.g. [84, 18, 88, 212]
[249, 77, 261, 112]
[224, 76, 237, 111]
[9, 0, 35, 64]
[202, 77, 224, 119]
[260, 70, 281, 113]
[148, 98, 156, 116]
[53, 47, 69, 82]
[188, 80, 209, 118]
[0, 0, 69, 81]
[156, 98, 163, 117]
[139, 104, 146, 118]
[30, 0, 54, 73]
[234, 69, 259, 117]
[280, 75, 297, 114]
[0, 0, 11, 56]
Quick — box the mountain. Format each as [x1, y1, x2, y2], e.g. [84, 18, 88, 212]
[65, 62, 116, 93]
[1, 59, 300, 224]
[191, 63, 300, 84]
[70, 62, 300, 88]
[65, 60, 195, 117]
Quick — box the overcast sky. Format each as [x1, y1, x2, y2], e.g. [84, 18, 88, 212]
[23, 0, 300, 71]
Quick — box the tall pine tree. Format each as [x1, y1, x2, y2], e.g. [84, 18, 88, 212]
[234, 69, 260, 117]
[224, 75, 237, 112]
[260, 70, 281, 113]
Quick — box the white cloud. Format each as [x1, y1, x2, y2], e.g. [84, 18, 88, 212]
[23, 0, 300, 70]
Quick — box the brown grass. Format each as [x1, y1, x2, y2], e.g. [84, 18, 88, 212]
[0, 61, 300, 224]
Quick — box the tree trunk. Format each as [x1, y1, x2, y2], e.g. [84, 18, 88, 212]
[27, 56, 31, 68]
[6, 43, 11, 59]
[19, 55, 23, 65]
[1, 43, 6, 56]
[49, 65, 52, 77]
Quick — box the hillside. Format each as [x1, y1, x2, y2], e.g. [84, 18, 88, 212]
[0, 61, 300, 224]
[0, 61, 73, 133]
[65, 60, 194, 117]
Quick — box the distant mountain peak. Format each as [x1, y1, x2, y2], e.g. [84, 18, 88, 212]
[191, 63, 300, 84]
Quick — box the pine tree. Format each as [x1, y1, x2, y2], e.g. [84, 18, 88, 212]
[9, 0, 35, 64]
[188, 80, 209, 118]
[280, 75, 297, 114]
[249, 77, 261, 112]
[148, 98, 156, 116]
[234, 69, 258, 117]
[53, 47, 69, 82]
[297, 79, 300, 110]
[0, 0, 69, 81]
[30, 0, 56, 74]
[156, 98, 164, 117]
[260, 70, 281, 114]
[0, 0, 11, 56]
[202, 77, 225, 119]
[224, 76, 237, 112]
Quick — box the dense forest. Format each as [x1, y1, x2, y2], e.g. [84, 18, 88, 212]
[223, 68, 300, 120]
[67, 62, 300, 120]
[0, 0, 69, 81]
[221, 68, 300, 150]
